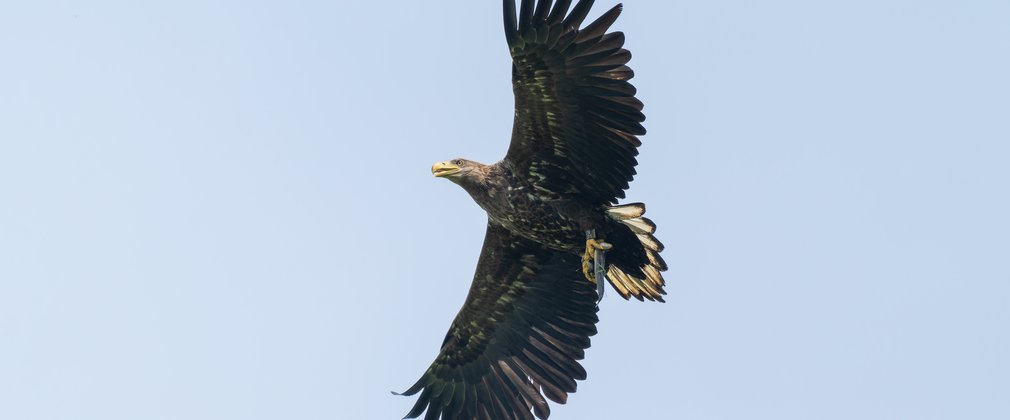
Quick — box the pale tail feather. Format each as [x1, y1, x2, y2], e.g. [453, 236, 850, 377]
[605, 202, 645, 220]
[604, 203, 667, 302]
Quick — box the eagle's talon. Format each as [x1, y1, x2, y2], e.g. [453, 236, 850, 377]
[586, 238, 612, 252]
[582, 255, 594, 284]
[582, 238, 611, 284]
[582, 243, 596, 283]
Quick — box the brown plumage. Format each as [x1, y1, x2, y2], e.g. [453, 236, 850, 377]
[399, 1, 666, 418]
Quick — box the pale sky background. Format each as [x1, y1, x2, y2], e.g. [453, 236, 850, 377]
[1, 1, 1008, 419]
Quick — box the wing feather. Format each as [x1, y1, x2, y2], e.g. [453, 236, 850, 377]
[504, 0, 646, 204]
[398, 222, 599, 419]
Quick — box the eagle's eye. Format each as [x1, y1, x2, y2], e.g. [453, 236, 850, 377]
[455, 159, 464, 166]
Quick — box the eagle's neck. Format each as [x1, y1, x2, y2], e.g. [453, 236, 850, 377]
[458, 163, 507, 213]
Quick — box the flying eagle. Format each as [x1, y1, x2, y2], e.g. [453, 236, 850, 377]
[397, 1, 666, 418]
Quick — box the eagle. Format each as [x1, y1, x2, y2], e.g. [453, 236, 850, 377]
[396, 1, 667, 418]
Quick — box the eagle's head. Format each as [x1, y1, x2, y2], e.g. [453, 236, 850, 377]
[432, 158, 485, 185]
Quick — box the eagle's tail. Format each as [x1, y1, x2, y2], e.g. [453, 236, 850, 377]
[603, 203, 668, 302]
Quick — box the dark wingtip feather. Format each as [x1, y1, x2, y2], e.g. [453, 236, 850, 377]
[563, 0, 596, 30]
[422, 405, 441, 420]
[504, 0, 520, 47]
[547, 0, 574, 24]
[532, 0, 552, 23]
[518, 0, 534, 30]
[576, 3, 622, 42]
[397, 377, 426, 397]
[403, 387, 433, 419]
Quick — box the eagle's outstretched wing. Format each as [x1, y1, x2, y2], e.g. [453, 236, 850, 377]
[398, 222, 599, 420]
[503, 0, 646, 205]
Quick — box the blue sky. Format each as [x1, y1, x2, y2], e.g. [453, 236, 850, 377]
[1, 1, 1008, 419]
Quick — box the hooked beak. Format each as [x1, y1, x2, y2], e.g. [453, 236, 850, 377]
[432, 161, 461, 178]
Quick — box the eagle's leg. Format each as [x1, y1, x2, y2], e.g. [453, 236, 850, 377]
[583, 230, 612, 301]
[581, 245, 595, 282]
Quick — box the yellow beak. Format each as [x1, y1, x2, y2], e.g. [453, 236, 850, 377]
[432, 161, 460, 178]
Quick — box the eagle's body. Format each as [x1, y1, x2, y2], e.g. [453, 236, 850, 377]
[399, 1, 667, 419]
[456, 163, 597, 252]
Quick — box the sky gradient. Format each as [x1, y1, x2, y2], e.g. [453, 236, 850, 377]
[1, 1, 1008, 419]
